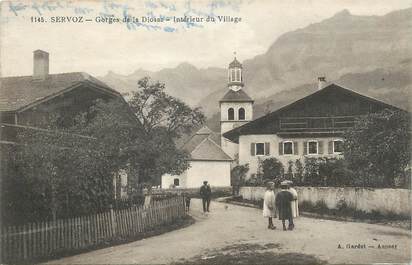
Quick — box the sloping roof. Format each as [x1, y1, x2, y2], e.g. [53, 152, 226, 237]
[190, 138, 232, 161]
[0, 72, 121, 112]
[220, 89, 254, 102]
[181, 126, 231, 161]
[229, 58, 242, 68]
[223, 83, 407, 143]
[196, 126, 214, 135]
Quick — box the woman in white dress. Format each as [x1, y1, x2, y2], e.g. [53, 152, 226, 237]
[263, 181, 277, 229]
[288, 181, 299, 218]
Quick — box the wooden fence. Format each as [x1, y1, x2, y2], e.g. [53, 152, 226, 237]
[0, 196, 186, 263]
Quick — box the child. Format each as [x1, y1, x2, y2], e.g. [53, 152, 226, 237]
[263, 181, 276, 229]
[184, 194, 191, 211]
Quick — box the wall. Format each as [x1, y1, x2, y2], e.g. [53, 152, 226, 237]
[162, 160, 231, 189]
[238, 134, 343, 179]
[220, 101, 253, 123]
[239, 186, 411, 216]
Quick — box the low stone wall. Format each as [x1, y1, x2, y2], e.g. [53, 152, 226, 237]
[239, 186, 411, 216]
[156, 187, 232, 198]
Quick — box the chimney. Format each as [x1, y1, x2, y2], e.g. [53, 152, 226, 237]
[33, 50, 49, 80]
[317, 76, 326, 90]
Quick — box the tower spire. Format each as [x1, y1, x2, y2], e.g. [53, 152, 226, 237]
[228, 54, 243, 91]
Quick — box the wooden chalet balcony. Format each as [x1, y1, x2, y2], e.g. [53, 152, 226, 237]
[279, 116, 356, 132]
[0, 123, 95, 145]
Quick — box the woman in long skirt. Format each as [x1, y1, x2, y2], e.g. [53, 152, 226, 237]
[263, 181, 277, 229]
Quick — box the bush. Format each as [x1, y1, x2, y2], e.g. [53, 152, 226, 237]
[261, 157, 284, 182]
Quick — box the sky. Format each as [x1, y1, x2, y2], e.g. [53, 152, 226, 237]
[1, 0, 411, 77]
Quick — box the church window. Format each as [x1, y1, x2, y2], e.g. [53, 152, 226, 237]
[174, 178, 180, 186]
[231, 69, 236, 82]
[228, 108, 234, 120]
[235, 69, 240, 81]
[238, 108, 245, 120]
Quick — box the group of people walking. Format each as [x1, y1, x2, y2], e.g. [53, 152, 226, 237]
[263, 180, 298, 231]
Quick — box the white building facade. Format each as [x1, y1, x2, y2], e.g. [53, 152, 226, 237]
[223, 82, 403, 179]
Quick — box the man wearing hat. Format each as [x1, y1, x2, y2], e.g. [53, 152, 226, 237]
[200, 181, 212, 213]
[275, 181, 295, 230]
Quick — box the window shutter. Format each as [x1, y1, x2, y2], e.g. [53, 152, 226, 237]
[265, 142, 270, 155]
[250, 143, 255, 156]
[318, 141, 324, 154]
[278, 142, 283, 155]
[328, 141, 333, 154]
[293, 141, 299, 155]
[303, 141, 308, 155]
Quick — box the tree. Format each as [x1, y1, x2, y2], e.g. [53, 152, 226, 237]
[231, 164, 249, 194]
[343, 109, 411, 187]
[128, 77, 205, 138]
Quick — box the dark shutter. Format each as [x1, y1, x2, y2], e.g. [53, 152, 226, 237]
[303, 141, 308, 155]
[278, 142, 283, 155]
[293, 141, 299, 155]
[318, 141, 324, 154]
[265, 142, 270, 155]
[328, 141, 333, 154]
[250, 143, 255, 156]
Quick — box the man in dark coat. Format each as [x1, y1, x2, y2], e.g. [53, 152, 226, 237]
[275, 183, 294, 230]
[200, 181, 212, 212]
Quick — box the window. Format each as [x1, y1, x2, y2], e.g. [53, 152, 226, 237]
[231, 69, 236, 82]
[228, 108, 234, 120]
[283, 141, 293, 155]
[173, 178, 180, 186]
[238, 108, 245, 120]
[255, 143, 265, 155]
[251, 142, 270, 156]
[333, 140, 343, 154]
[308, 141, 318, 155]
[235, 69, 241, 81]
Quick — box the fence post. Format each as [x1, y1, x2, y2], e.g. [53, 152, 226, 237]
[109, 204, 117, 238]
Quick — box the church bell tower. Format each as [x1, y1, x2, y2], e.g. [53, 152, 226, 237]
[219, 55, 254, 159]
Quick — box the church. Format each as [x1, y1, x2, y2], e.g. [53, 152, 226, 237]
[161, 57, 251, 189]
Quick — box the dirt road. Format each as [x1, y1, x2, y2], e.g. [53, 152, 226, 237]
[44, 199, 411, 264]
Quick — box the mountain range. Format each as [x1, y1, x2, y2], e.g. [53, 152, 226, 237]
[99, 8, 412, 131]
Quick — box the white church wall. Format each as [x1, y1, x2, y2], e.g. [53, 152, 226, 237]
[161, 160, 231, 189]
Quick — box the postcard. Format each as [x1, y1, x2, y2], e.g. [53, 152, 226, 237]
[0, 0, 411, 264]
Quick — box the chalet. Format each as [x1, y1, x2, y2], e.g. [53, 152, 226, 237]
[162, 126, 232, 188]
[223, 78, 405, 179]
[0, 49, 129, 197]
[0, 50, 124, 141]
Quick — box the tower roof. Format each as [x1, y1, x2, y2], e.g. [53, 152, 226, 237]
[229, 57, 242, 68]
[220, 89, 254, 103]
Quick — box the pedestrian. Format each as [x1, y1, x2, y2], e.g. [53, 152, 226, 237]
[200, 181, 212, 213]
[287, 181, 299, 218]
[275, 181, 295, 230]
[263, 181, 276, 229]
[184, 193, 191, 212]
